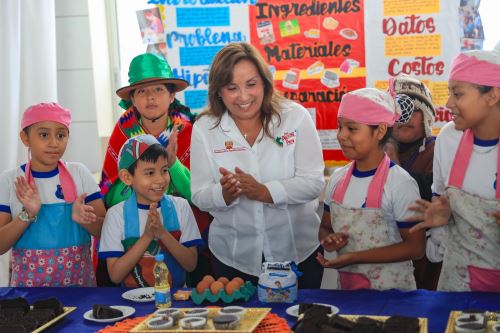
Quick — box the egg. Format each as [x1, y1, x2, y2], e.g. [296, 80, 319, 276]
[210, 281, 225, 295]
[202, 275, 215, 284]
[217, 277, 229, 285]
[231, 277, 244, 287]
[196, 280, 210, 294]
[224, 280, 240, 295]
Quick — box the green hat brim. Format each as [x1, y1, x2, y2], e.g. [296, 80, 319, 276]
[116, 77, 189, 101]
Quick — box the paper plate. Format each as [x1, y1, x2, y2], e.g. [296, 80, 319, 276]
[83, 305, 135, 323]
[286, 303, 339, 317]
[121, 287, 155, 303]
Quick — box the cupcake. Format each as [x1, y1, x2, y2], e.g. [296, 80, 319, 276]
[184, 308, 209, 319]
[153, 308, 181, 324]
[219, 306, 246, 319]
[178, 316, 207, 329]
[213, 314, 240, 330]
[147, 316, 173, 330]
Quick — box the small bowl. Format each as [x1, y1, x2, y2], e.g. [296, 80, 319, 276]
[178, 316, 207, 329]
[183, 308, 209, 319]
[154, 308, 181, 323]
[455, 313, 485, 326]
[219, 306, 246, 319]
[147, 316, 174, 330]
[213, 314, 240, 330]
[492, 323, 500, 333]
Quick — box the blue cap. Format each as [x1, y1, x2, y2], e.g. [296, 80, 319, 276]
[155, 254, 164, 262]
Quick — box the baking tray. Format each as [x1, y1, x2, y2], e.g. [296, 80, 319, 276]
[32, 306, 76, 332]
[445, 311, 499, 333]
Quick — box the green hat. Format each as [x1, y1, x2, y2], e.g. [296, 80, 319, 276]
[116, 53, 189, 108]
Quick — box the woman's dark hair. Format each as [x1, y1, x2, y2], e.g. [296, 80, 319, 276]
[369, 125, 393, 147]
[127, 143, 168, 175]
[477, 85, 493, 94]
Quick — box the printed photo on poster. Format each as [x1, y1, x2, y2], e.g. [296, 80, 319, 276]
[136, 7, 165, 44]
[146, 43, 168, 60]
[459, 0, 484, 50]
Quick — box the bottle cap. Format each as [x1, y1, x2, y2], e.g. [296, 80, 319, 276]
[155, 254, 164, 262]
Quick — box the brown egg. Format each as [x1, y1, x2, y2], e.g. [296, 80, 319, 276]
[225, 280, 240, 295]
[231, 277, 245, 287]
[196, 280, 210, 294]
[210, 281, 224, 295]
[202, 275, 215, 284]
[217, 277, 229, 285]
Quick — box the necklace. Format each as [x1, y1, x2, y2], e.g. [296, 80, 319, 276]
[244, 133, 248, 139]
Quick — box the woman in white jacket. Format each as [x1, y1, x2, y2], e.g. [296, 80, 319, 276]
[190, 42, 325, 288]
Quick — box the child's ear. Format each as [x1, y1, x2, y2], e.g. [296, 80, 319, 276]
[119, 169, 133, 186]
[170, 91, 176, 104]
[376, 123, 388, 141]
[486, 87, 500, 107]
[19, 130, 30, 147]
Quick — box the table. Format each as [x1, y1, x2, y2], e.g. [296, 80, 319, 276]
[1, 287, 499, 333]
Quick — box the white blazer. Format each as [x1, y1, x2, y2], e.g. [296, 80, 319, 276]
[190, 100, 325, 276]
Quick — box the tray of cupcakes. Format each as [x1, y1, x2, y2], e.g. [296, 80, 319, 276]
[191, 275, 256, 305]
[445, 310, 500, 332]
[292, 304, 428, 333]
[0, 296, 75, 332]
[130, 306, 271, 332]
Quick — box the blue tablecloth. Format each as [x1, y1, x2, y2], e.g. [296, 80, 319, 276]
[1, 287, 499, 333]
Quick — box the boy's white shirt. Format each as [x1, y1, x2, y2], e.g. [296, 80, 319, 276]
[325, 163, 421, 244]
[98, 195, 202, 256]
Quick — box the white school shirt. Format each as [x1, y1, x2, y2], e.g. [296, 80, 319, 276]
[324, 162, 421, 243]
[0, 162, 101, 218]
[428, 121, 498, 262]
[98, 196, 202, 257]
[190, 100, 325, 277]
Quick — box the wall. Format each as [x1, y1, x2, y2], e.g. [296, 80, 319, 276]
[55, 0, 102, 173]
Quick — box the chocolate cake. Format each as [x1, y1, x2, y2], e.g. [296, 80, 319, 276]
[92, 304, 123, 319]
[0, 324, 27, 333]
[353, 316, 383, 333]
[299, 303, 332, 316]
[33, 297, 64, 316]
[328, 314, 355, 331]
[0, 298, 30, 313]
[383, 315, 420, 333]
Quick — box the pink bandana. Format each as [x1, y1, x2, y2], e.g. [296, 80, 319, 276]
[449, 52, 500, 87]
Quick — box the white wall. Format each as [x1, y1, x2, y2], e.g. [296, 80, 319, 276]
[55, 0, 102, 173]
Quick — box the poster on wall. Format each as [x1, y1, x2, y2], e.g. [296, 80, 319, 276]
[364, 0, 461, 132]
[249, 0, 366, 165]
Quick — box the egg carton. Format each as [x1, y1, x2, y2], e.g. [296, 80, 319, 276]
[191, 281, 256, 304]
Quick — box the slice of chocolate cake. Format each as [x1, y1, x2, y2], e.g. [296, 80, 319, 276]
[328, 314, 355, 331]
[0, 324, 27, 333]
[353, 316, 383, 333]
[33, 297, 64, 316]
[92, 305, 123, 319]
[0, 298, 30, 313]
[299, 303, 333, 316]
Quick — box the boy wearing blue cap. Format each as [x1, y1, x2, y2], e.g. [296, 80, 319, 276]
[98, 134, 202, 288]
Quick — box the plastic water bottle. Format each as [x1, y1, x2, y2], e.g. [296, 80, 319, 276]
[153, 254, 171, 308]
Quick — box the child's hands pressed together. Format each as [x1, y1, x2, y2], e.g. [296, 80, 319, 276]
[166, 124, 180, 168]
[315, 251, 355, 269]
[72, 193, 97, 225]
[407, 196, 452, 233]
[320, 232, 348, 252]
[14, 176, 41, 217]
[147, 203, 165, 239]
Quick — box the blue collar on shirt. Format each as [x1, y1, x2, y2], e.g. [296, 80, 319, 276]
[474, 136, 499, 147]
[20, 164, 59, 178]
[353, 161, 396, 178]
[137, 201, 162, 210]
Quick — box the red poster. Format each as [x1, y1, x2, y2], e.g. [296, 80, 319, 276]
[249, 0, 366, 164]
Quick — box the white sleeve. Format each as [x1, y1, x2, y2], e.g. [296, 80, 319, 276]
[175, 198, 202, 247]
[426, 226, 446, 262]
[264, 107, 325, 207]
[0, 171, 12, 214]
[98, 207, 125, 258]
[73, 163, 102, 203]
[391, 176, 421, 224]
[190, 123, 239, 211]
[431, 132, 446, 196]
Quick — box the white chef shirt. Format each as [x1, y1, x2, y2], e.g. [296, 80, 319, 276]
[190, 100, 325, 276]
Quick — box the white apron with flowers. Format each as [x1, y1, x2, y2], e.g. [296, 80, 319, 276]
[330, 155, 416, 290]
[438, 129, 500, 291]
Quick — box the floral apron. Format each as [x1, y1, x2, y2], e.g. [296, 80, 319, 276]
[438, 129, 500, 291]
[330, 154, 416, 290]
[11, 202, 95, 287]
[121, 192, 186, 288]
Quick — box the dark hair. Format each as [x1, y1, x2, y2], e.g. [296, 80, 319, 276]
[127, 143, 168, 175]
[202, 42, 285, 139]
[369, 125, 393, 147]
[476, 85, 493, 94]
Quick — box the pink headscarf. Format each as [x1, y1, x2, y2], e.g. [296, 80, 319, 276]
[338, 88, 401, 126]
[21, 103, 77, 203]
[449, 46, 500, 87]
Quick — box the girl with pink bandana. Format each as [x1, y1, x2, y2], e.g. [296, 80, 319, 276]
[408, 44, 500, 291]
[317, 88, 426, 290]
[0, 103, 106, 287]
